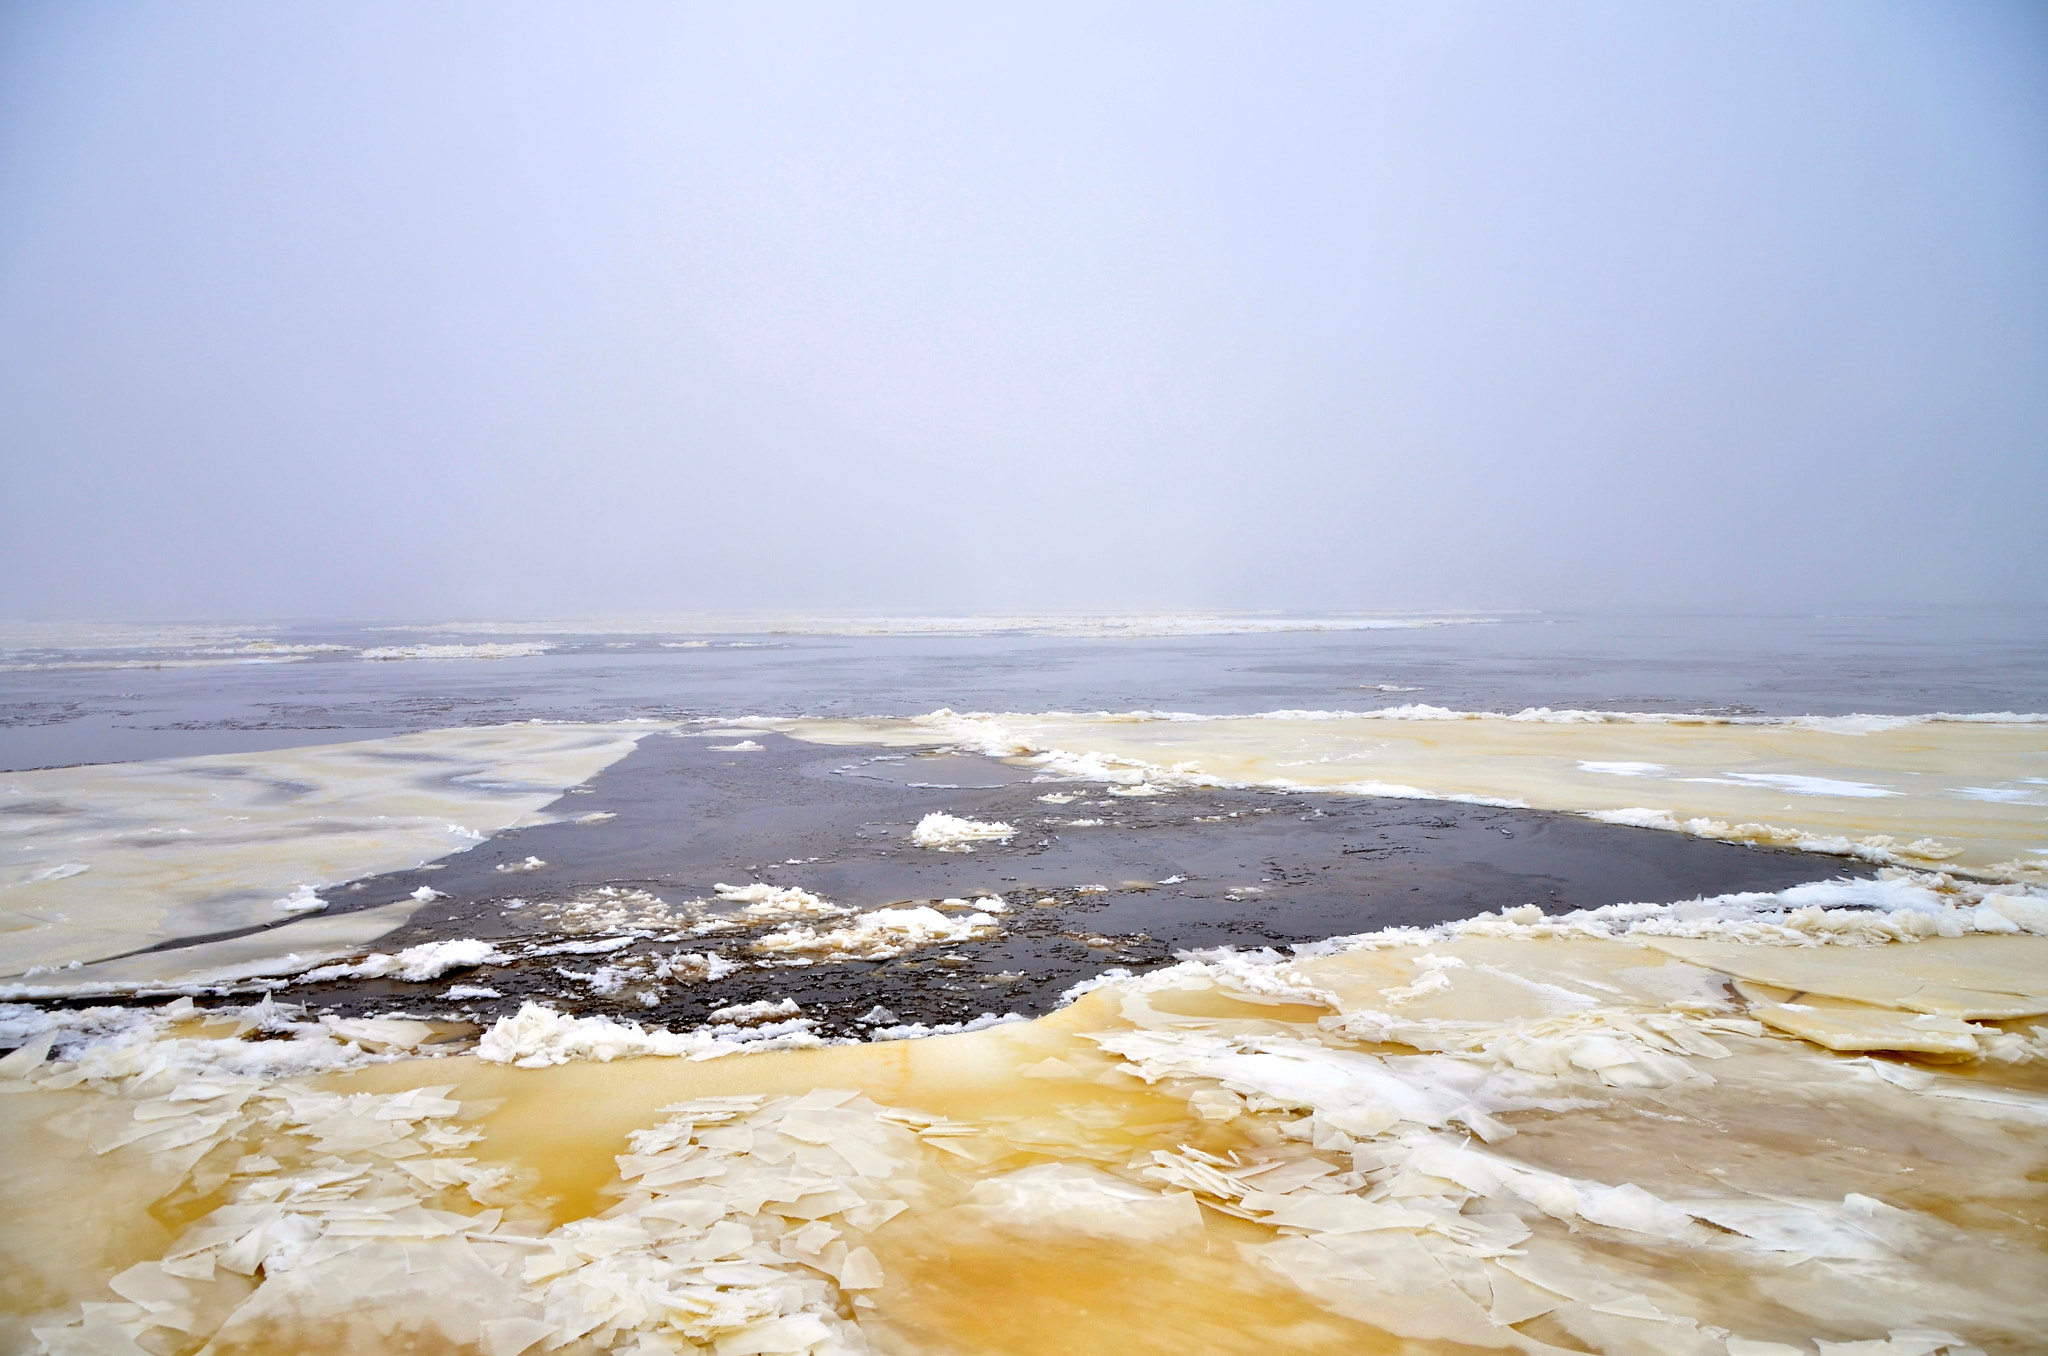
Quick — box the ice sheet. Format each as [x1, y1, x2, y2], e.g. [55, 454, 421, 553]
[763, 708, 2048, 880]
[0, 897, 426, 997]
[0, 722, 658, 976]
[1640, 934, 2048, 1019]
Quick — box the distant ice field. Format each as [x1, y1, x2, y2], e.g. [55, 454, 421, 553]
[1, 609, 2044, 769]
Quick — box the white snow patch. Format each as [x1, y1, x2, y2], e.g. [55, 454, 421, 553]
[1588, 807, 1683, 831]
[711, 998, 803, 1024]
[910, 812, 1015, 851]
[869, 1011, 1028, 1042]
[25, 862, 90, 884]
[753, 907, 1000, 962]
[713, 882, 847, 919]
[475, 1002, 822, 1067]
[935, 894, 1008, 915]
[272, 884, 328, 914]
[1952, 785, 2044, 804]
[302, 939, 506, 984]
[1724, 772, 1898, 798]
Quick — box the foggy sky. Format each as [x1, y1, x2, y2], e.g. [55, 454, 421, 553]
[1, 1, 2043, 620]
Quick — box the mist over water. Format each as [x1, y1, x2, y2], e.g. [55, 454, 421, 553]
[2, 3, 2045, 619]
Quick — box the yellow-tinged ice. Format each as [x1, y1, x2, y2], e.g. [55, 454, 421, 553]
[1737, 985, 1994, 1057]
[0, 723, 659, 978]
[6, 913, 2046, 1356]
[6, 715, 2048, 1354]
[760, 709, 2048, 880]
[1637, 934, 2048, 1020]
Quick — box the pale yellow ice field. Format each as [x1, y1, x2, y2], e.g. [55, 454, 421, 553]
[757, 709, 2048, 881]
[5, 896, 2047, 1356]
[0, 723, 658, 979]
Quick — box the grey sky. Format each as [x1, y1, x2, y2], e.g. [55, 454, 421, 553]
[1, 2, 2042, 619]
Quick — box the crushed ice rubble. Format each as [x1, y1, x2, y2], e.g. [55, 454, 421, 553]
[1, 1005, 993, 1356]
[6, 872, 2045, 1355]
[0, 880, 1014, 1005]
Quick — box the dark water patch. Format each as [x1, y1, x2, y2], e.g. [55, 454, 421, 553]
[263, 729, 1873, 1035]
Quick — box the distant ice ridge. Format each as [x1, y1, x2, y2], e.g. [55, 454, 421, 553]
[0, 621, 259, 651]
[934, 704, 2048, 729]
[0, 625, 572, 666]
[0, 655, 318, 672]
[193, 641, 352, 655]
[355, 611, 1505, 639]
[357, 642, 553, 660]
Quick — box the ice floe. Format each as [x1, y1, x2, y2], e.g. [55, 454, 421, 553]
[0, 721, 658, 977]
[271, 884, 328, 914]
[751, 906, 1001, 962]
[712, 883, 847, 920]
[475, 1003, 824, 1067]
[302, 939, 508, 984]
[908, 812, 1015, 851]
